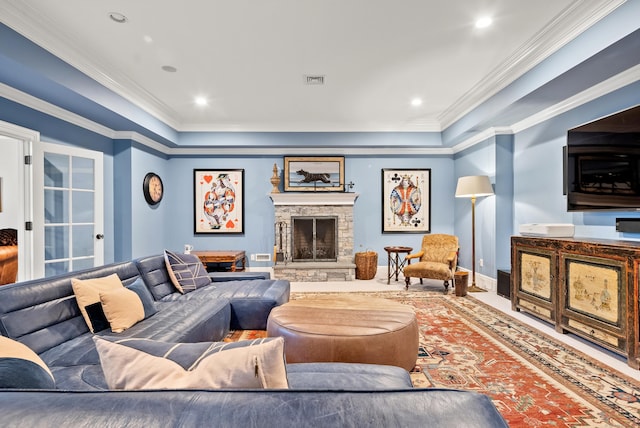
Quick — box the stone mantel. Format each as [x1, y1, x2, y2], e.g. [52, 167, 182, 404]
[269, 192, 359, 206]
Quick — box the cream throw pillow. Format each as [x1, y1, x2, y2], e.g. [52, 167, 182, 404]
[71, 273, 124, 332]
[99, 287, 145, 333]
[93, 336, 289, 390]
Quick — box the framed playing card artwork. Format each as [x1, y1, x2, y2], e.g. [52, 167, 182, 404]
[194, 169, 244, 234]
[381, 168, 431, 233]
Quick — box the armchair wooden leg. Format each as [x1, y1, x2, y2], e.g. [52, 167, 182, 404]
[404, 277, 410, 290]
[443, 280, 450, 294]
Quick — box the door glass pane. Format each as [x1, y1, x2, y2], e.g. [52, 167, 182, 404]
[44, 153, 69, 188]
[73, 258, 94, 271]
[72, 225, 94, 257]
[72, 157, 94, 190]
[44, 189, 69, 223]
[72, 191, 94, 223]
[45, 261, 69, 277]
[44, 226, 69, 260]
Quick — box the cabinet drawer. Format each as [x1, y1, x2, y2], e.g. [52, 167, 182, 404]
[517, 298, 554, 323]
[565, 319, 626, 352]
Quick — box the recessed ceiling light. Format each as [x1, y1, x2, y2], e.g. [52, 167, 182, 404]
[143, 35, 153, 44]
[411, 98, 423, 107]
[108, 12, 128, 24]
[475, 16, 493, 29]
[194, 96, 208, 106]
[162, 65, 177, 73]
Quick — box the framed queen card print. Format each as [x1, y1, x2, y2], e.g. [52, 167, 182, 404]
[194, 169, 244, 234]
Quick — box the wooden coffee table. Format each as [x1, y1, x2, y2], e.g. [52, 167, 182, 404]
[192, 250, 246, 272]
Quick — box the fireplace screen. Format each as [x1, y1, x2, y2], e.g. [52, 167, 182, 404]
[292, 216, 337, 262]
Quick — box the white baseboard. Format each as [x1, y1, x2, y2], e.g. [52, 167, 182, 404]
[247, 267, 274, 275]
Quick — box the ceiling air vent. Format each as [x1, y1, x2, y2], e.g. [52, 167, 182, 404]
[304, 75, 325, 85]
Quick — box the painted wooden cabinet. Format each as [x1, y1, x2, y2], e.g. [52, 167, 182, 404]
[511, 236, 639, 370]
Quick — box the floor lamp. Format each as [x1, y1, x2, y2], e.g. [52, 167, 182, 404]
[455, 175, 494, 292]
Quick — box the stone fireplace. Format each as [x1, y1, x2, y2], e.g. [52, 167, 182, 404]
[270, 193, 358, 281]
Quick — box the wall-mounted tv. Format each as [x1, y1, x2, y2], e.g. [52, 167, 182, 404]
[566, 105, 640, 211]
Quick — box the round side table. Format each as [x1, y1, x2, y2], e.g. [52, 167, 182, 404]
[384, 246, 413, 284]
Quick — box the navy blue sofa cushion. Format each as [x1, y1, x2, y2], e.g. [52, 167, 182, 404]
[286, 363, 413, 389]
[134, 254, 179, 300]
[0, 389, 509, 427]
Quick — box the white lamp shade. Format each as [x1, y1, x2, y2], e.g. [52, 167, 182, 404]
[455, 175, 494, 198]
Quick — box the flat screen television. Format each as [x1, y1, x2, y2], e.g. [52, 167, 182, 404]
[566, 105, 640, 211]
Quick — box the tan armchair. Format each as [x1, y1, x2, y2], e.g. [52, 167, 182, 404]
[403, 234, 458, 293]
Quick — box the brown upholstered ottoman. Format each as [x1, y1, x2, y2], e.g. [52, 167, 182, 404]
[266, 295, 418, 371]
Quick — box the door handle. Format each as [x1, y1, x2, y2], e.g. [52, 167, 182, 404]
[96, 234, 104, 240]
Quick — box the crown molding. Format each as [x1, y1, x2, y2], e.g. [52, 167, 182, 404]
[165, 146, 453, 157]
[452, 127, 513, 154]
[439, 0, 626, 129]
[452, 62, 640, 153]
[0, 1, 182, 130]
[0, 82, 116, 139]
[179, 121, 443, 133]
[510, 63, 640, 133]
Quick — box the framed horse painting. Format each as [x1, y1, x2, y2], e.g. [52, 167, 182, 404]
[283, 156, 345, 192]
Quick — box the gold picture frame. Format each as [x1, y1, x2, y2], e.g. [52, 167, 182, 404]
[283, 156, 345, 192]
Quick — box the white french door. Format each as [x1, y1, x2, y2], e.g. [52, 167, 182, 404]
[33, 142, 104, 278]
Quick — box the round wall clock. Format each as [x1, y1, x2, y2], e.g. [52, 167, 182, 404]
[143, 172, 164, 205]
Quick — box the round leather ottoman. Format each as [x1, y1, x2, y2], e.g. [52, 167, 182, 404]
[266, 295, 418, 371]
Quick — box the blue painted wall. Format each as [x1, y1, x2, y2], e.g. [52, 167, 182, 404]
[454, 139, 497, 280]
[512, 81, 640, 241]
[125, 152, 455, 266]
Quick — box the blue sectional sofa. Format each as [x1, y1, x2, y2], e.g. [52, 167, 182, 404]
[0, 254, 508, 427]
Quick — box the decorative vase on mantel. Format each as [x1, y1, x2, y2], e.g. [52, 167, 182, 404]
[270, 163, 281, 193]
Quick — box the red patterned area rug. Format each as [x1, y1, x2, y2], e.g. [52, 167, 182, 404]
[229, 291, 640, 427]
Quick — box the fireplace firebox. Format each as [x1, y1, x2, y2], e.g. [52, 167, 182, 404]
[292, 216, 337, 262]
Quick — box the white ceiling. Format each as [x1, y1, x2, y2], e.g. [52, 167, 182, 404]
[0, 0, 623, 132]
